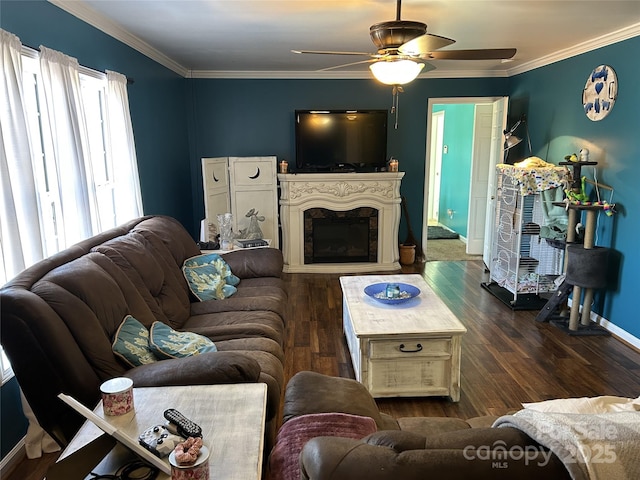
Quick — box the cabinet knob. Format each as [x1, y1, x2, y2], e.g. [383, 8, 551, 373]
[249, 167, 261, 179]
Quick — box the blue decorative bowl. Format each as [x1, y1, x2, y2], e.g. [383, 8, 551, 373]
[364, 283, 421, 305]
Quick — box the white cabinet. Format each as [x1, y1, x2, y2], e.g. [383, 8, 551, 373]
[202, 157, 279, 248]
[202, 157, 231, 236]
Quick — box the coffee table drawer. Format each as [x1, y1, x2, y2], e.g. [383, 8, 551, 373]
[369, 338, 451, 359]
[368, 358, 450, 397]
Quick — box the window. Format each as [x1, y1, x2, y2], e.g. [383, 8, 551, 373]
[1, 349, 13, 385]
[16, 53, 133, 262]
[1, 37, 142, 379]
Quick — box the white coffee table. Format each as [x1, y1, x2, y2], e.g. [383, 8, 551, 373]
[55, 383, 267, 480]
[340, 274, 467, 401]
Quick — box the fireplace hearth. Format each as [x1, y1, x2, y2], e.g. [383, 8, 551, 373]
[304, 208, 378, 264]
[278, 172, 404, 273]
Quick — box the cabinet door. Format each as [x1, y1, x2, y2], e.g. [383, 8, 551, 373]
[229, 156, 278, 248]
[201, 158, 231, 239]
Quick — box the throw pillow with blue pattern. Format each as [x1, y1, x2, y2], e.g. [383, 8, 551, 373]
[149, 321, 217, 359]
[182, 253, 240, 301]
[112, 315, 159, 367]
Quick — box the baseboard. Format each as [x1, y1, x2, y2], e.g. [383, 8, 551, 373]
[567, 298, 640, 351]
[0, 437, 26, 478]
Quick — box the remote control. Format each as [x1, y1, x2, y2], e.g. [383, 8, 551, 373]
[163, 408, 202, 438]
[138, 425, 183, 458]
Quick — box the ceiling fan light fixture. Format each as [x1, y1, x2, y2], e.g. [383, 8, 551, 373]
[369, 59, 425, 85]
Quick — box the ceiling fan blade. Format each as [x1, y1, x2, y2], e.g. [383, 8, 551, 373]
[319, 59, 378, 71]
[421, 62, 437, 73]
[426, 48, 517, 60]
[292, 49, 374, 56]
[398, 33, 455, 56]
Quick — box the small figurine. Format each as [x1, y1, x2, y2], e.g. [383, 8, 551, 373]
[580, 148, 590, 162]
[240, 208, 265, 240]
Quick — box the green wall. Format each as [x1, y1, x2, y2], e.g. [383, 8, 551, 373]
[432, 104, 475, 237]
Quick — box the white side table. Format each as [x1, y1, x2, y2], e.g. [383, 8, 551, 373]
[54, 384, 267, 480]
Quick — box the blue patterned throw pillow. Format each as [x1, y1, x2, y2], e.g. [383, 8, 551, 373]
[112, 315, 159, 367]
[149, 322, 217, 359]
[182, 253, 239, 301]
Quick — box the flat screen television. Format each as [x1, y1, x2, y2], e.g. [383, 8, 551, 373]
[295, 110, 388, 172]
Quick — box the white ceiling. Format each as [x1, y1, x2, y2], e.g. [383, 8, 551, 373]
[51, 0, 640, 79]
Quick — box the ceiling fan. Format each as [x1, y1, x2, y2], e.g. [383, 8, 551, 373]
[292, 0, 516, 127]
[292, 0, 517, 82]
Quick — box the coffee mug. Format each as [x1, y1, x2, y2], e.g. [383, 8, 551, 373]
[100, 377, 134, 416]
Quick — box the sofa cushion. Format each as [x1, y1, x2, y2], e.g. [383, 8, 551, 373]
[182, 253, 240, 301]
[267, 413, 377, 480]
[112, 315, 159, 367]
[149, 321, 217, 359]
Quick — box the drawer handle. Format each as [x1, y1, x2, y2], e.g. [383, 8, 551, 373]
[212, 172, 219, 182]
[399, 343, 423, 353]
[249, 167, 260, 179]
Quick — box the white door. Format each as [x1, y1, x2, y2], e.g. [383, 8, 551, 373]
[423, 97, 509, 261]
[482, 97, 509, 267]
[428, 111, 445, 222]
[466, 105, 493, 254]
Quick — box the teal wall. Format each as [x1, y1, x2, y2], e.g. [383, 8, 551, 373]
[432, 104, 475, 237]
[510, 36, 640, 340]
[1, 0, 192, 229]
[1, 0, 191, 461]
[2, 0, 639, 464]
[187, 77, 508, 237]
[0, 378, 28, 458]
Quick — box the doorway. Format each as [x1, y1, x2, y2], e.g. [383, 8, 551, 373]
[422, 97, 508, 262]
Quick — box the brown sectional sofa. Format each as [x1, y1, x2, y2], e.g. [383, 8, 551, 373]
[271, 371, 572, 479]
[0, 215, 286, 448]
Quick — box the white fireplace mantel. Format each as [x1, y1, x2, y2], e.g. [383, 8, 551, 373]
[278, 172, 405, 273]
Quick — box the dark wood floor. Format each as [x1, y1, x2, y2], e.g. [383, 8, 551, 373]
[7, 260, 640, 480]
[281, 260, 640, 421]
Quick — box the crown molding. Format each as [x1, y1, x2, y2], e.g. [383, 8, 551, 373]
[188, 69, 510, 80]
[507, 22, 640, 77]
[49, 1, 639, 81]
[49, 0, 189, 77]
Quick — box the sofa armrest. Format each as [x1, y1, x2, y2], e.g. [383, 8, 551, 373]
[222, 248, 283, 279]
[124, 351, 261, 386]
[300, 431, 571, 480]
[283, 371, 399, 431]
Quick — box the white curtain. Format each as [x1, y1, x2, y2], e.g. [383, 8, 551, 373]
[106, 70, 143, 222]
[0, 29, 44, 282]
[39, 45, 99, 244]
[2, 33, 143, 458]
[1, 29, 61, 458]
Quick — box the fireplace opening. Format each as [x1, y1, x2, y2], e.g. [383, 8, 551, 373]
[304, 208, 378, 264]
